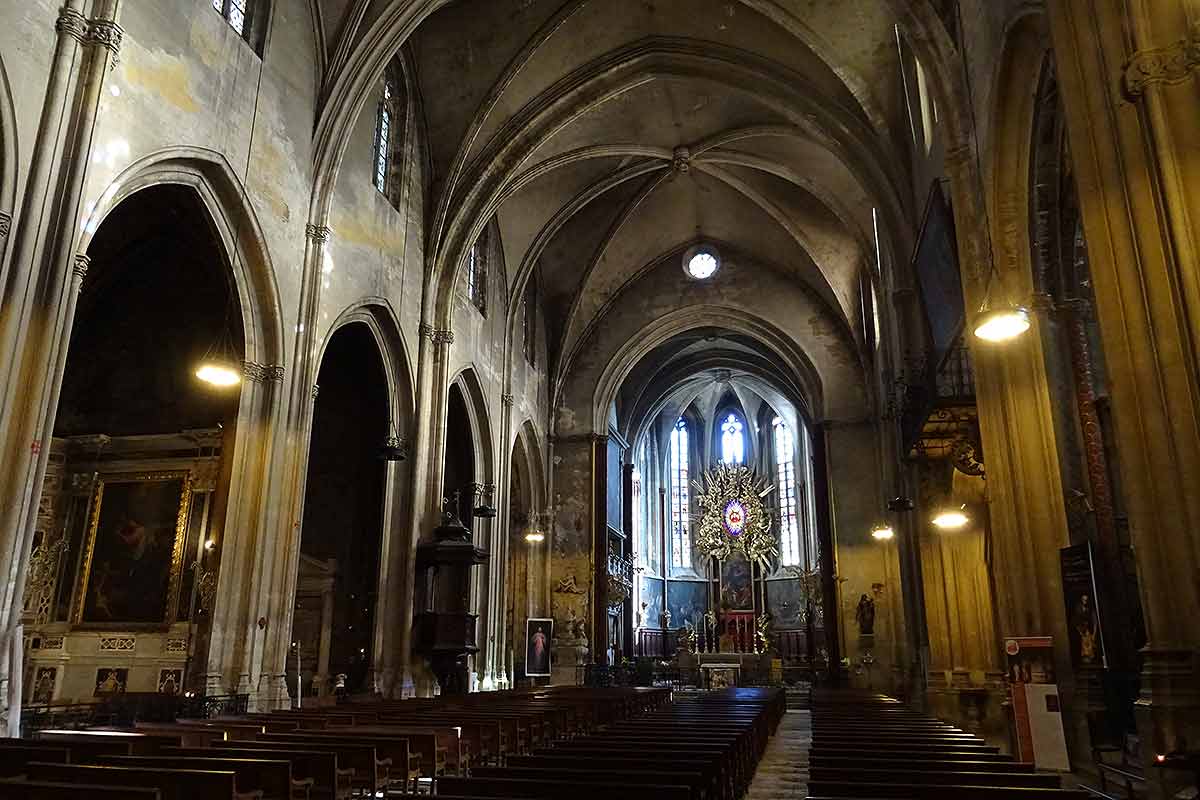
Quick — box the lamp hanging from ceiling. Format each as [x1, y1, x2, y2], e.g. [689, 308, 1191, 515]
[953, 2, 1029, 345]
[931, 505, 970, 530]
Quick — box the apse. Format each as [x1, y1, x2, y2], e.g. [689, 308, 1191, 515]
[610, 327, 827, 668]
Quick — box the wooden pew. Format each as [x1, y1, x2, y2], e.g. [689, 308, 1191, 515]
[165, 745, 352, 800]
[224, 738, 380, 797]
[92, 754, 300, 800]
[23, 761, 259, 800]
[471, 764, 710, 800]
[0, 777, 161, 798]
[257, 732, 411, 792]
[0, 744, 70, 777]
[438, 775, 692, 800]
[806, 783, 1090, 799]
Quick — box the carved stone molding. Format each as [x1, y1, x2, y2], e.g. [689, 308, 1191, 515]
[1123, 30, 1200, 96]
[305, 224, 331, 243]
[311, 384, 320, 400]
[242, 361, 285, 383]
[99, 636, 135, 652]
[164, 638, 188, 654]
[501, 393, 514, 408]
[72, 254, 91, 281]
[85, 19, 124, 60]
[55, 7, 87, 44]
[672, 146, 691, 174]
[420, 323, 454, 346]
[0, 211, 11, 239]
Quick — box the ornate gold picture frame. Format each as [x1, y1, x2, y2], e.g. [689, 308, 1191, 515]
[72, 471, 191, 627]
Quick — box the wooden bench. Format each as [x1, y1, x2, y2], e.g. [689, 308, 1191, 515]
[225, 738, 381, 796]
[0, 777, 161, 798]
[93, 753, 301, 800]
[471, 764, 709, 800]
[806, 783, 1090, 799]
[438, 775, 692, 800]
[257, 732, 410, 792]
[810, 766, 1062, 789]
[165, 745, 351, 800]
[0, 744, 71, 777]
[23, 761, 260, 800]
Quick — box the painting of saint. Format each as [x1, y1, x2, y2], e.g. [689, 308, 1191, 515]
[721, 554, 753, 611]
[525, 618, 553, 677]
[158, 668, 183, 695]
[94, 668, 128, 696]
[31, 668, 56, 704]
[81, 474, 189, 625]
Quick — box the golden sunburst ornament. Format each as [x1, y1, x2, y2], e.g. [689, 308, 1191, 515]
[694, 464, 777, 567]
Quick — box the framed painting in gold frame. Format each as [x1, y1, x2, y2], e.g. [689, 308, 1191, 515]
[72, 471, 191, 627]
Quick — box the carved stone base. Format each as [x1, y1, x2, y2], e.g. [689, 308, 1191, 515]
[551, 637, 589, 685]
[256, 672, 290, 711]
[1134, 648, 1200, 797]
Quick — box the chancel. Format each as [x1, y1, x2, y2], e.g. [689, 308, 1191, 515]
[0, 1, 1196, 799]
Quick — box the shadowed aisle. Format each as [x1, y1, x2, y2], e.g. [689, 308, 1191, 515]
[746, 709, 811, 799]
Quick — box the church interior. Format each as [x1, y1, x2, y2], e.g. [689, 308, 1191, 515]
[0, 0, 1197, 797]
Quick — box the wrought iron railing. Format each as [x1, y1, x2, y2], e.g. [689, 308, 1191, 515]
[20, 692, 249, 738]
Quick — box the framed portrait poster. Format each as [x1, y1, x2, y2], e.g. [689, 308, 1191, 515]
[73, 471, 191, 627]
[525, 618, 553, 677]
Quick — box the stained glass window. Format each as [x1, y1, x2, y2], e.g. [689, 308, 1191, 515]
[720, 412, 745, 465]
[373, 81, 393, 194]
[522, 278, 536, 364]
[670, 419, 691, 569]
[774, 417, 801, 567]
[467, 229, 488, 315]
[213, 0, 250, 39]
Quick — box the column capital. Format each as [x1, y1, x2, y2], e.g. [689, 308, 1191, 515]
[55, 8, 87, 44]
[1123, 28, 1200, 97]
[420, 323, 454, 346]
[305, 224, 331, 243]
[71, 254, 90, 280]
[0, 211, 11, 239]
[243, 361, 285, 383]
[84, 18, 124, 59]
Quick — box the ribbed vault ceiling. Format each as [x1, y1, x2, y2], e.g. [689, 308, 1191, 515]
[318, 0, 915, 388]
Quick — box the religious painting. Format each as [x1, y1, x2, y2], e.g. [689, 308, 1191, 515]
[157, 668, 183, 695]
[1060, 543, 1107, 669]
[94, 668, 128, 696]
[640, 576, 663, 629]
[75, 472, 190, 626]
[525, 618, 553, 677]
[720, 553, 754, 611]
[766, 578, 803, 628]
[31, 667, 56, 704]
[667, 580, 705, 629]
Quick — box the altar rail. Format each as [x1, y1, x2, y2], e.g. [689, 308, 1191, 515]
[20, 693, 249, 737]
[637, 627, 816, 660]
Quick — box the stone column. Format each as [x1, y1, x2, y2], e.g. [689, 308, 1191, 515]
[0, 0, 118, 736]
[316, 585, 334, 696]
[548, 435, 594, 684]
[1047, 0, 1200, 770]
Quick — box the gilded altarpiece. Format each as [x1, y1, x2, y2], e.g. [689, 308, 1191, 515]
[21, 431, 222, 704]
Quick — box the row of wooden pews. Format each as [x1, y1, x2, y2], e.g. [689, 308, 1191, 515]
[806, 689, 1089, 800]
[438, 687, 785, 800]
[0, 685, 675, 799]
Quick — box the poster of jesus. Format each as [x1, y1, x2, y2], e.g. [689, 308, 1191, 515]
[525, 618, 553, 677]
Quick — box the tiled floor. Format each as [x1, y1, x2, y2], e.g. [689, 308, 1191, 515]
[745, 709, 811, 799]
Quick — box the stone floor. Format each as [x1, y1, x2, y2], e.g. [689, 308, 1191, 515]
[745, 709, 811, 799]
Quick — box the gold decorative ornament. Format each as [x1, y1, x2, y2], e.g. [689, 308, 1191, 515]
[693, 464, 777, 567]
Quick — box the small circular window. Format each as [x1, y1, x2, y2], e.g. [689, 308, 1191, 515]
[683, 244, 720, 280]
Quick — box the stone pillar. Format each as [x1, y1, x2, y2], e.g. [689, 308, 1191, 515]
[316, 586, 334, 696]
[1047, 0, 1200, 772]
[548, 436, 594, 684]
[0, 1, 118, 736]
